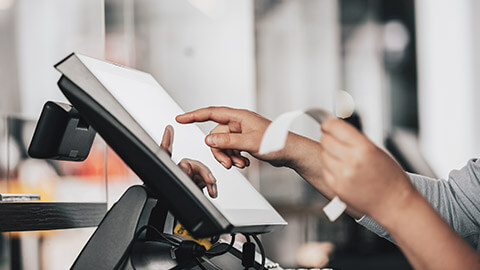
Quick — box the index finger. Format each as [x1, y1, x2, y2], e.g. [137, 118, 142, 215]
[321, 118, 365, 145]
[176, 106, 242, 125]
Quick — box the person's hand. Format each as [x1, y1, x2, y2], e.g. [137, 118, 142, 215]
[318, 118, 416, 222]
[160, 125, 217, 198]
[176, 107, 297, 168]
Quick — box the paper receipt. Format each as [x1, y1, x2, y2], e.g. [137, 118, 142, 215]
[259, 108, 347, 222]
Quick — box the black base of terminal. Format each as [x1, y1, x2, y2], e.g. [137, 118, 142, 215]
[71, 185, 206, 270]
[72, 185, 267, 270]
[72, 184, 167, 270]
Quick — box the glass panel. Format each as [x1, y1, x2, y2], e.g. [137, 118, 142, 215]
[1, 1, 106, 269]
[0, 116, 9, 270]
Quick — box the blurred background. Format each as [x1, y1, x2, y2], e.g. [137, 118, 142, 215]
[1, 0, 480, 269]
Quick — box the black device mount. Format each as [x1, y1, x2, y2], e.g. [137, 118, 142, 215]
[28, 101, 96, 161]
[72, 184, 260, 270]
[71, 184, 208, 270]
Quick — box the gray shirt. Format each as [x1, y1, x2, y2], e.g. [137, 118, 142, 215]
[357, 158, 480, 250]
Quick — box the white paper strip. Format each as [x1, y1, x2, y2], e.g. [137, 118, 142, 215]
[258, 110, 304, 155]
[323, 196, 347, 222]
[259, 108, 347, 222]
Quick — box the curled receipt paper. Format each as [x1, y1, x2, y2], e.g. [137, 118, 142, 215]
[259, 109, 347, 222]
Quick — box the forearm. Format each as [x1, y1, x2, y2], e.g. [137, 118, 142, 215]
[378, 191, 480, 270]
[359, 168, 480, 246]
[283, 133, 330, 192]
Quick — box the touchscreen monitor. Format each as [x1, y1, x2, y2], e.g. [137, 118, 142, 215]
[55, 53, 286, 237]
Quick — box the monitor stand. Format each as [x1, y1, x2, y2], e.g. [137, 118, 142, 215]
[72, 185, 267, 270]
[71, 185, 192, 270]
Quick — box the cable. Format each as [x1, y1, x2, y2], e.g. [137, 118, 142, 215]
[130, 225, 225, 269]
[172, 217, 177, 234]
[242, 233, 254, 269]
[205, 233, 236, 256]
[210, 234, 220, 244]
[244, 234, 251, 242]
[251, 234, 266, 270]
[122, 225, 181, 269]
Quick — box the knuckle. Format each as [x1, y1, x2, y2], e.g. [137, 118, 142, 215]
[218, 134, 230, 145]
[352, 148, 363, 160]
[319, 134, 325, 144]
[320, 134, 330, 145]
[198, 163, 209, 172]
[359, 143, 375, 157]
[352, 160, 362, 172]
[240, 108, 253, 116]
[181, 158, 192, 163]
[341, 167, 354, 179]
[322, 118, 335, 128]
[350, 150, 363, 165]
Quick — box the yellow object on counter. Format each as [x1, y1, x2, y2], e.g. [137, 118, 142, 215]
[174, 223, 213, 249]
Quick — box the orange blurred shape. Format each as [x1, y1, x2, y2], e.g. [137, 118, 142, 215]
[106, 147, 133, 180]
[296, 241, 334, 268]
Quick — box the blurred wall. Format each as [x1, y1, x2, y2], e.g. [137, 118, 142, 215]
[0, 2, 20, 116]
[342, 19, 385, 145]
[415, 0, 480, 177]
[0, 1, 106, 270]
[15, 0, 105, 118]
[254, 0, 339, 266]
[130, 0, 256, 113]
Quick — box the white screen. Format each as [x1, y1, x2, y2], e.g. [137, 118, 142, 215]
[75, 55, 285, 226]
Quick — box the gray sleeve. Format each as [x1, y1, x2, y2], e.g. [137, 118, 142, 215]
[356, 158, 480, 247]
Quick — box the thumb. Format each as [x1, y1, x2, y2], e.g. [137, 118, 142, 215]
[160, 125, 174, 156]
[205, 133, 257, 152]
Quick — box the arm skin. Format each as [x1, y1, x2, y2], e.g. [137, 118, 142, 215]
[176, 107, 480, 269]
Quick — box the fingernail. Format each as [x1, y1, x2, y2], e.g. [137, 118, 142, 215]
[206, 135, 217, 146]
[221, 161, 228, 168]
[234, 161, 242, 168]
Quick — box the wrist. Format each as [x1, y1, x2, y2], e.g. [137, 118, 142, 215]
[372, 181, 421, 230]
[282, 133, 317, 170]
